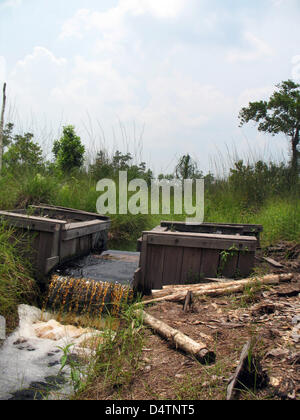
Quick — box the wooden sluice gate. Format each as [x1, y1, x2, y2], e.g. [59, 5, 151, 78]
[0, 204, 110, 282]
[42, 251, 140, 317]
[0, 202, 263, 315]
[134, 221, 263, 295]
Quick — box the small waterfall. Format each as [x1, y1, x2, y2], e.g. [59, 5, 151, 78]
[43, 275, 134, 320]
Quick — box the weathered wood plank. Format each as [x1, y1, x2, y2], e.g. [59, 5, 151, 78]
[221, 251, 239, 278]
[0, 211, 65, 232]
[237, 251, 255, 278]
[262, 257, 284, 268]
[180, 247, 202, 284]
[61, 221, 110, 240]
[145, 244, 165, 290]
[31, 204, 109, 221]
[139, 235, 149, 293]
[145, 231, 257, 252]
[132, 267, 142, 290]
[200, 249, 220, 278]
[162, 246, 184, 285]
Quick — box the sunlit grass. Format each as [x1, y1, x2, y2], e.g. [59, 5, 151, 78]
[0, 222, 38, 331]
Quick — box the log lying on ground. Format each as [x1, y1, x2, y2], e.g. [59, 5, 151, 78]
[136, 309, 215, 364]
[142, 274, 293, 305]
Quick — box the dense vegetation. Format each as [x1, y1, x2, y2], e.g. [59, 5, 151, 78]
[0, 79, 300, 329]
[0, 120, 299, 248]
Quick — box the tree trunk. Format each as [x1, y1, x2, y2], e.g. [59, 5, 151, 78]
[0, 82, 7, 173]
[291, 127, 299, 179]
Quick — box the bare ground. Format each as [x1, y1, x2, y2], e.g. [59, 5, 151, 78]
[80, 242, 300, 401]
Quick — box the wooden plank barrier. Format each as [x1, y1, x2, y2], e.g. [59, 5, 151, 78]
[134, 228, 258, 294]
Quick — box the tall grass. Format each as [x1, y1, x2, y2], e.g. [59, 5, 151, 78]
[74, 302, 145, 399]
[0, 223, 38, 331]
[0, 153, 299, 251]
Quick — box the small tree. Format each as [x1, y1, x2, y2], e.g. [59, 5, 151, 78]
[175, 154, 203, 180]
[3, 126, 43, 171]
[239, 80, 300, 176]
[53, 125, 85, 172]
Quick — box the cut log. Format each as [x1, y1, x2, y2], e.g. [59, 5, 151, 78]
[142, 274, 293, 305]
[137, 309, 215, 364]
[151, 273, 292, 300]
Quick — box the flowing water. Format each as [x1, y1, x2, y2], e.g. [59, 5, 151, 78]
[0, 251, 138, 400]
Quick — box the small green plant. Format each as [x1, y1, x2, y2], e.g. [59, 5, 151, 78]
[217, 245, 239, 277]
[239, 279, 263, 307]
[59, 343, 85, 394]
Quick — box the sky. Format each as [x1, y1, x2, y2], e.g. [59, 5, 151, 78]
[1, 0, 300, 175]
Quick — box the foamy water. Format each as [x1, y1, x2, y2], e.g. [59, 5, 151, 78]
[0, 305, 100, 400]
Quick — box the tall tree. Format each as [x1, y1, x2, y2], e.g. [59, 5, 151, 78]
[0, 83, 7, 173]
[239, 80, 300, 176]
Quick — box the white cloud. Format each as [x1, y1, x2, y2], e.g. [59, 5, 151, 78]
[126, 74, 233, 151]
[237, 86, 274, 109]
[51, 55, 137, 107]
[227, 32, 274, 63]
[0, 56, 7, 83]
[12, 46, 67, 72]
[7, 47, 67, 116]
[60, 0, 185, 40]
[0, 0, 22, 9]
[291, 55, 300, 81]
[122, 0, 185, 19]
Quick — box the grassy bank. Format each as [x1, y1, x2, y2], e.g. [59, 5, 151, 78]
[0, 223, 38, 332]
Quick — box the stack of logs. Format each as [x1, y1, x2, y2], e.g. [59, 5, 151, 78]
[136, 274, 293, 365]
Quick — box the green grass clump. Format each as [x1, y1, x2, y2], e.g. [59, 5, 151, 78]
[249, 199, 300, 246]
[71, 303, 145, 399]
[0, 223, 38, 331]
